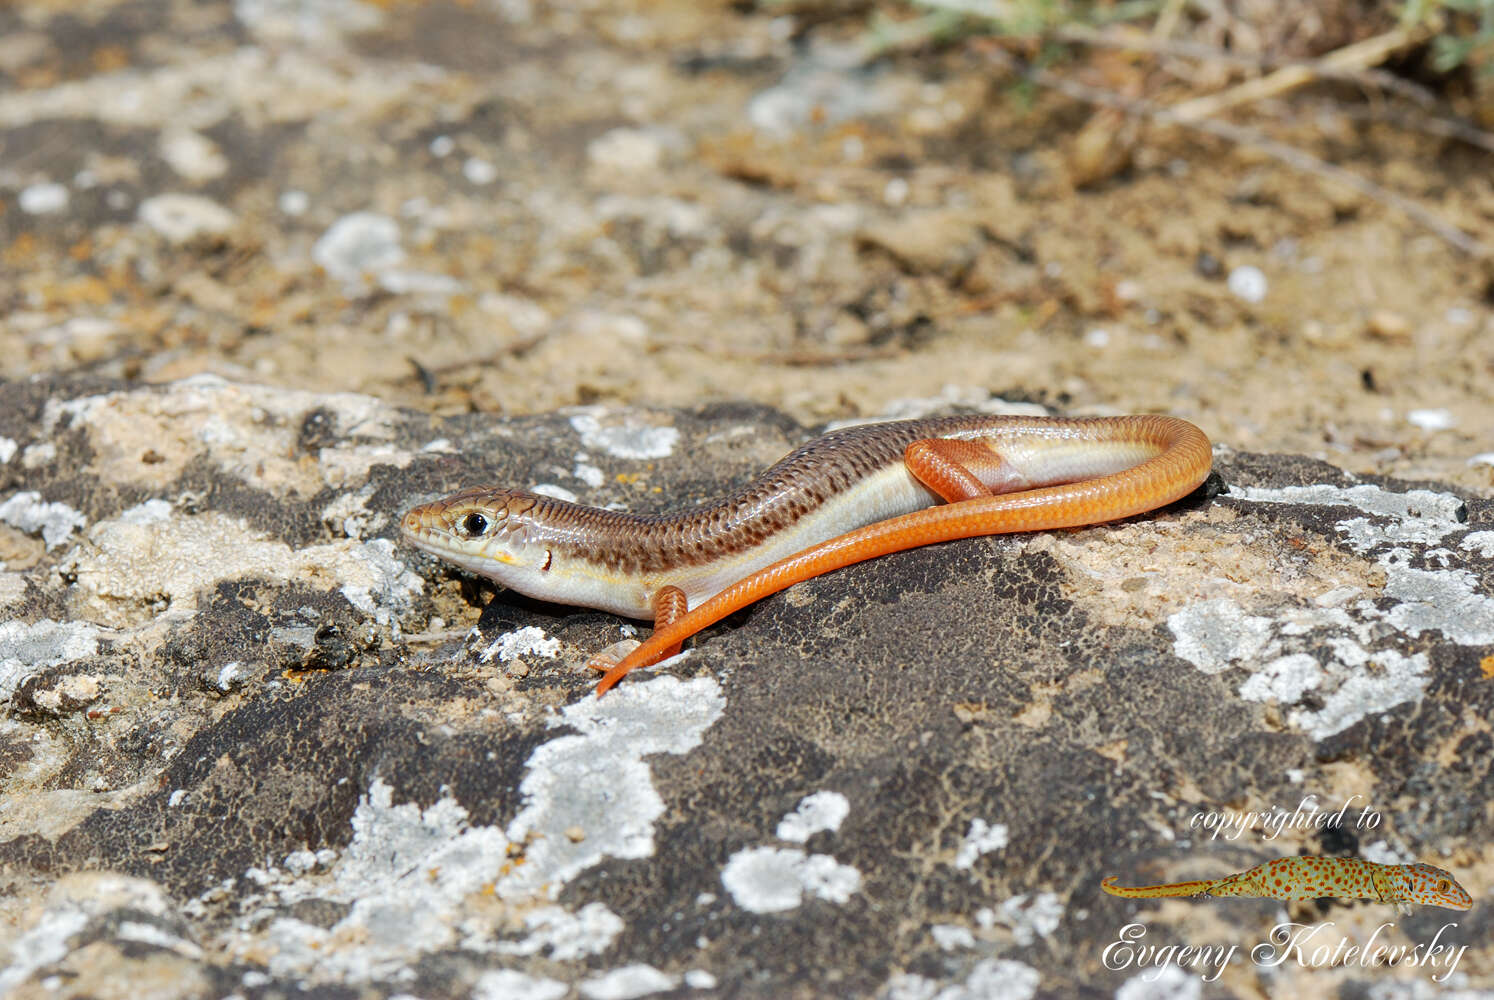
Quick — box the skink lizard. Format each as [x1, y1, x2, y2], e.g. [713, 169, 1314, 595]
[401, 414, 1212, 694]
[1103, 857, 1473, 913]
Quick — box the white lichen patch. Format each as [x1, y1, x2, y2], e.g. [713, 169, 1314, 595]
[115, 919, 205, 959]
[1171, 595, 1435, 741]
[578, 964, 679, 999]
[499, 675, 725, 898]
[0, 491, 86, 550]
[338, 538, 425, 628]
[61, 509, 422, 629]
[568, 409, 680, 460]
[0, 619, 100, 702]
[21, 442, 55, 468]
[1165, 600, 1276, 676]
[494, 903, 624, 961]
[321, 484, 384, 540]
[931, 923, 976, 951]
[776, 790, 851, 842]
[120, 498, 173, 524]
[1233, 484, 1467, 553]
[1290, 650, 1430, 741]
[479, 626, 563, 663]
[720, 846, 862, 914]
[221, 777, 513, 982]
[1115, 965, 1200, 1000]
[991, 892, 1063, 947]
[216, 679, 722, 984]
[1236, 653, 1323, 703]
[471, 969, 569, 1000]
[43, 375, 415, 496]
[1166, 482, 1490, 740]
[721, 779, 862, 914]
[953, 818, 1009, 870]
[1461, 530, 1494, 558]
[1380, 555, 1494, 645]
[1, 874, 184, 996]
[573, 456, 605, 488]
[878, 959, 1041, 1000]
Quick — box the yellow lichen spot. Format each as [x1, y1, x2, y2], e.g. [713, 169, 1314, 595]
[3, 232, 38, 268]
[91, 45, 131, 73]
[51, 274, 113, 307]
[615, 473, 641, 485]
[1481, 655, 1494, 679]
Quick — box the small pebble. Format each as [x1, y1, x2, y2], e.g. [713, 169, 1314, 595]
[139, 193, 236, 243]
[1226, 265, 1267, 304]
[159, 128, 228, 182]
[463, 157, 497, 185]
[19, 182, 68, 215]
[587, 128, 663, 173]
[1365, 309, 1410, 340]
[1407, 408, 1454, 431]
[312, 212, 404, 284]
[564, 826, 586, 843]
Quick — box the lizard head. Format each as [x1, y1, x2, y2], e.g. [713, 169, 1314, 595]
[400, 486, 656, 619]
[401, 487, 554, 582]
[1397, 863, 1473, 911]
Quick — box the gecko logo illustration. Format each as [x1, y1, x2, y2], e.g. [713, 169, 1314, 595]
[1101, 856, 1472, 913]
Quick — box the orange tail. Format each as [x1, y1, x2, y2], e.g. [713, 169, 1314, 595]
[1102, 875, 1214, 898]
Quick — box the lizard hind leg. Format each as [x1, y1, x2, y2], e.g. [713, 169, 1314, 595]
[903, 439, 1009, 502]
[1200, 866, 1270, 899]
[590, 585, 690, 691]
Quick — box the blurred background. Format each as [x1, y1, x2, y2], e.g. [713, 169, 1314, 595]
[2, 0, 1491, 486]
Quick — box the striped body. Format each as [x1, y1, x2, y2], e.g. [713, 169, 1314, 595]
[1102, 857, 1472, 911]
[401, 415, 1192, 619]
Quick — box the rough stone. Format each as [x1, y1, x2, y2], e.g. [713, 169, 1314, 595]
[1, 376, 1488, 997]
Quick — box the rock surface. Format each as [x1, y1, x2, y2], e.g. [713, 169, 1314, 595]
[2, 376, 1490, 998]
[4, 0, 1494, 995]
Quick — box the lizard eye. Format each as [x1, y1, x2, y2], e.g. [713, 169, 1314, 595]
[460, 512, 490, 536]
[1437, 879, 1450, 892]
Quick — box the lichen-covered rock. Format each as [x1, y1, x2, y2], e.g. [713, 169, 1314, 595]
[1, 376, 1488, 998]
